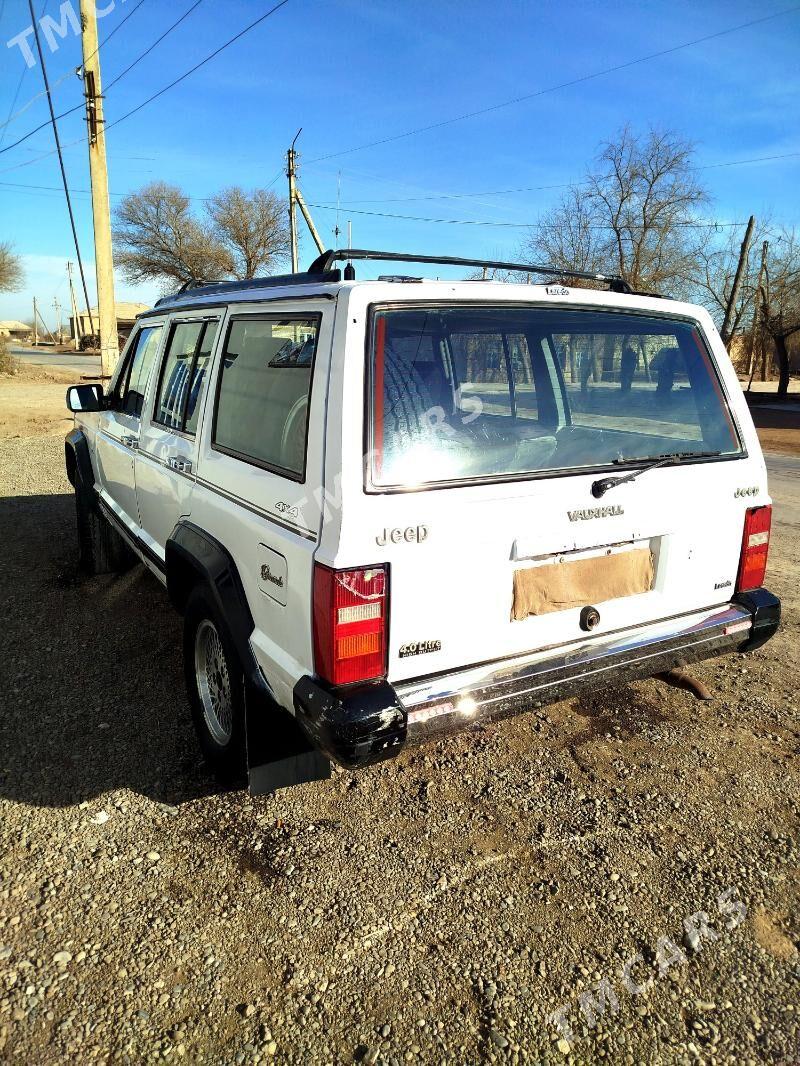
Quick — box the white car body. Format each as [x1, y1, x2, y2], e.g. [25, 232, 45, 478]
[66, 257, 780, 783]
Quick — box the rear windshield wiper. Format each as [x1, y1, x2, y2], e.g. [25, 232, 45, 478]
[591, 451, 722, 499]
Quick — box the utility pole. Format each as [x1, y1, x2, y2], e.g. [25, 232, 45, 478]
[33, 297, 38, 346]
[80, 0, 118, 378]
[287, 129, 301, 273]
[53, 297, 62, 344]
[67, 262, 81, 350]
[294, 186, 325, 256]
[746, 240, 768, 392]
[720, 214, 755, 346]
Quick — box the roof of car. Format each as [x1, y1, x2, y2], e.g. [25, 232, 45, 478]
[141, 248, 672, 319]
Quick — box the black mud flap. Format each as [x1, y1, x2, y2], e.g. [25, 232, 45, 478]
[245, 684, 331, 795]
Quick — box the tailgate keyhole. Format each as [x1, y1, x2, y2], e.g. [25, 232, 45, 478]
[580, 606, 601, 632]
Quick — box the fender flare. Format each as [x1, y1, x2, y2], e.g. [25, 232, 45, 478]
[165, 520, 268, 697]
[165, 520, 330, 793]
[65, 428, 96, 506]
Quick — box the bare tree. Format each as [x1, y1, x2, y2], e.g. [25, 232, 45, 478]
[0, 241, 24, 292]
[113, 182, 233, 288]
[524, 127, 708, 293]
[692, 217, 770, 342]
[206, 186, 290, 279]
[759, 229, 800, 397]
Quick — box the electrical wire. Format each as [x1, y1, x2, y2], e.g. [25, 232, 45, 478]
[0, 0, 147, 133]
[0, 0, 49, 148]
[1, 0, 290, 160]
[305, 5, 800, 164]
[25, 0, 95, 334]
[103, 0, 292, 134]
[104, 0, 205, 92]
[322, 151, 800, 207]
[305, 202, 753, 231]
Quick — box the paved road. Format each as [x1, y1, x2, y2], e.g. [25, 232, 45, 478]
[765, 452, 800, 528]
[10, 346, 101, 375]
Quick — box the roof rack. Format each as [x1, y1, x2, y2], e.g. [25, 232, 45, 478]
[150, 249, 665, 310]
[152, 267, 343, 308]
[307, 248, 635, 294]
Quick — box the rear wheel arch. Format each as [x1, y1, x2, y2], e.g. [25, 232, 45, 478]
[165, 521, 268, 696]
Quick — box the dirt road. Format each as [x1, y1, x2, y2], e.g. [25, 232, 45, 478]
[0, 436, 798, 1064]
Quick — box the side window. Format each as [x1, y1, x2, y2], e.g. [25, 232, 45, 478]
[153, 319, 219, 433]
[185, 322, 219, 435]
[213, 315, 320, 479]
[119, 326, 162, 417]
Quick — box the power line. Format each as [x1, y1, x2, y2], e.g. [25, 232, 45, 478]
[0, 0, 147, 134]
[305, 201, 753, 231]
[25, 0, 95, 334]
[0, 0, 50, 149]
[103, 0, 292, 134]
[104, 0, 205, 92]
[306, 5, 800, 164]
[1, 145, 797, 209]
[323, 151, 800, 207]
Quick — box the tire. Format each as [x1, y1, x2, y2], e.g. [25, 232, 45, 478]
[74, 486, 136, 575]
[382, 346, 438, 450]
[183, 585, 247, 783]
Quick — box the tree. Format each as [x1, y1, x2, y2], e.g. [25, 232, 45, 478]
[206, 186, 290, 279]
[0, 241, 24, 292]
[524, 127, 708, 294]
[759, 229, 800, 397]
[113, 182, 233, 288]
[692, 217, 769, 343]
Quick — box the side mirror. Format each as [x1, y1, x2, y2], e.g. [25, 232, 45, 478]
[66, 383, 105, 413]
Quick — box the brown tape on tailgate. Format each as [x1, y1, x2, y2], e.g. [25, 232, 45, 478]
[512, 548, 654, 620]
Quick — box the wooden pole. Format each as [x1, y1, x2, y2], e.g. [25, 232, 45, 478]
[746, 241, 768, 392]
[720, 215, 755, 345]
[80, 0, 118, 377]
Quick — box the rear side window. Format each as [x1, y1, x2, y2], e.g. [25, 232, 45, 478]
[119, 325, 162, 417]
[153, 319, 219, 433]
[212, 316, 319, 480]
[368, 306, 741, 489]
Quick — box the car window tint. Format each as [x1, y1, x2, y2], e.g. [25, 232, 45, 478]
[213, 316, 319, 479]
[120, 326, 162, 417]
[184, 320, 219, 435]
[154, 321, 204, 430]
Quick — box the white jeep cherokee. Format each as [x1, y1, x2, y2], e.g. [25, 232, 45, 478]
[65, 249, 780, 791]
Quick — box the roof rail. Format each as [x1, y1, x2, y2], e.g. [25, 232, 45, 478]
[152, 267, 343, 308]
[306, 248, 635, 294]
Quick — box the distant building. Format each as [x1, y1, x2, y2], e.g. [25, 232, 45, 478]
[70, 302, 150, 343]
[0, 320, 33, 343]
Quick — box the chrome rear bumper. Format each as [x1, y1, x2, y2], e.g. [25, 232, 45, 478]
[397, 602, 757, 744]
[293, 590, 779, 768]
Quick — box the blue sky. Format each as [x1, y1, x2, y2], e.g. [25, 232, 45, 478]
[0, 0, 798, 325]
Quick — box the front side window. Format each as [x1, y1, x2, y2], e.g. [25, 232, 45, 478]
[118, 325, 162, 417]
[213, 316, 319, 479]
[369, 306, 740, 489]
[153, 319, 219, 433]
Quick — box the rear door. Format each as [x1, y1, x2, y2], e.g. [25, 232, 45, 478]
[136, 313, 222, 560]
[94, 323, 163, 533]
[351, 298, 762, 683]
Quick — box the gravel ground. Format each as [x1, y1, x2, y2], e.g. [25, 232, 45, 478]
[1, 435, 798, 1064]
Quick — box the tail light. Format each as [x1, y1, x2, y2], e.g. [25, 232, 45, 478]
[736, 505, 771, 592]
[313, 563, 388, 686]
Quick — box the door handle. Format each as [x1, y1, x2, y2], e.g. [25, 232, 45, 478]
[167, 456, 193, 474]
[121, 435, 139, 450]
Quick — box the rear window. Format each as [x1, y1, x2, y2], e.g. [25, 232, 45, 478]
[368, 306, 741, 489]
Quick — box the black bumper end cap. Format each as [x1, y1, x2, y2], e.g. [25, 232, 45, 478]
[734, 587, 781, 651]
[293, 676, 407, 769]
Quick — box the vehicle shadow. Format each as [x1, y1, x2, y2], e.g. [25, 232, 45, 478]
[0, 491, 222, 809]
